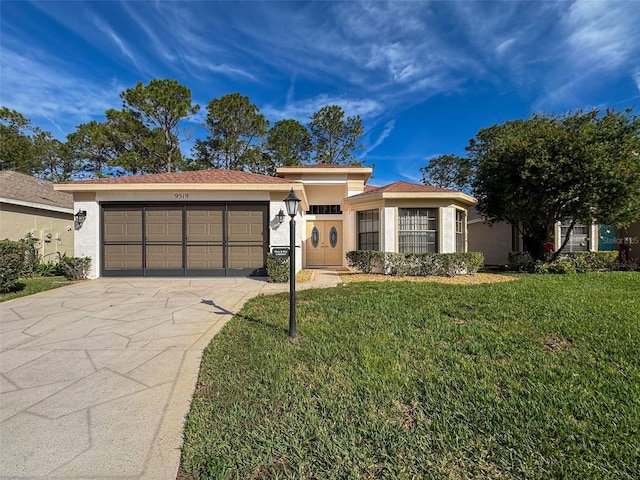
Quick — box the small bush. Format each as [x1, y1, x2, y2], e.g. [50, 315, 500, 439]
[57, 253, 91, 280]
[266, 253, 289, 283]
[508, 251, 536, 272]
[35, 261, 60, 277]
[346, 251, 485, 277]
[19, 233, 41, 277]
[346, 250, 381, 274]
[0, 240, 26, 293]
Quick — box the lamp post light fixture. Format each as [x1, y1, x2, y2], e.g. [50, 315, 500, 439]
[284, 188, 301, 338]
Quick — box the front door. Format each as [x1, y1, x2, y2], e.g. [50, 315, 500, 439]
[306, 220, 343, 266]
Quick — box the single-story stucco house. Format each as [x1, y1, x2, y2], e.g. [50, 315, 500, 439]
[467, 207, 640, 265]
[0, 171, 74, 259]
[53, 166, 476, 278]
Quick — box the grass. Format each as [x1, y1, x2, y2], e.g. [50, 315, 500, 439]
[0, 276, 73, 302]
[179, 273, 640, 479]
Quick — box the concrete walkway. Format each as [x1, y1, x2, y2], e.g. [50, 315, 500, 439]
[0, 270, 339, 479]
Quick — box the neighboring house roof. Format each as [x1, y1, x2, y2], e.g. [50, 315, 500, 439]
[0, 171, 73, 213]
[344, 180, 477, 206]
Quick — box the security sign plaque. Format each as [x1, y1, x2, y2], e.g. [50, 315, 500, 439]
[271, 247, 290, 258]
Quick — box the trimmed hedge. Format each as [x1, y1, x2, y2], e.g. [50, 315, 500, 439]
[266, 253, 289, 283]
[508, 250, 621, 274]
[0, 240, 26, 293]
[346, 251, 484, 277]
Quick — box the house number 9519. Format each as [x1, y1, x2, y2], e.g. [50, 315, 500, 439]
[174, 193, 189, 199]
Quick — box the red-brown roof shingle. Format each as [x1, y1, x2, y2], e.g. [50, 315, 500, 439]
[349, 181, 456, 198]
[60, 169, 294, 185]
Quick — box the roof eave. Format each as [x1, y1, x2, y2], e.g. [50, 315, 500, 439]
[277, 166, 373, 182]
[53, 183, 299, 192]
[344, 191, 477, 205]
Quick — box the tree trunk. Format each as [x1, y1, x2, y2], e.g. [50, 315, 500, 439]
[522, 226, 548, 261]
[551, 219, 577, 261]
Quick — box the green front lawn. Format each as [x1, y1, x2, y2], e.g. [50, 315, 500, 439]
[179, 273, 640, 479]
[0, 276, 73, 302]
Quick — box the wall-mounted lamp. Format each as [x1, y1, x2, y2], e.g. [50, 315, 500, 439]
[74, 209, 87, 228]
[277, 209, 286, 225]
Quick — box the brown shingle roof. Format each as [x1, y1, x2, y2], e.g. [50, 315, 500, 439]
[349, 181, 456, 198]
[0, 171, 73, 210]
[60, 169, 294, 185]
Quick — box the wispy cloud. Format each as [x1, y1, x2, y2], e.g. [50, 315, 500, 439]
[188, 57, 257, 81]
[263, 95, 382, 123]
[363, 120, 396, 156]
[564, 0, 640, 70]
[0, 48, 122, 136]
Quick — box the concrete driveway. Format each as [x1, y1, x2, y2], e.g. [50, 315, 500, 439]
[0, 272, 338, 479]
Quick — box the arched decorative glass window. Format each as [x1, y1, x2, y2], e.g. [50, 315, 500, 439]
[329, 226, 338, 248]
[311, 227, 320, 248]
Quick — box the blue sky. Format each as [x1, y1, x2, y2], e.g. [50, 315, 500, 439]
[2, 0, 639, 186]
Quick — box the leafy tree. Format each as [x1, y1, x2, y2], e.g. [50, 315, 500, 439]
[120, 79, 199, 173]
[469, 108, 640, 260]
[0, 107, 41, 174]
[66, 120, 117, 178]
[103, 109, 171, 175]
[33, 132, 79, 182]
[420, 154, 472, 191]
[308, 105, 364, 165]
[265, 119, 312, 169]
[0, 107, 79, 180]
[194, 93, 269, 171]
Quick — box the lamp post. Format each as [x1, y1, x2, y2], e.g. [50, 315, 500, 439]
[284, 188, 301, 338]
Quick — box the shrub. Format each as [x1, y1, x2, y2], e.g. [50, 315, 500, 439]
[564, 251, 618, 271]
[532, 251, 620, 274]
[346, 251, 485, 277]
[35, 261, 60, 277]
[508, 251, 535, 272]
[0, 240, 25, 293]
[266, 253, 289, 283]
[346, 250, 380, 274]
[57, 253, 91, 280]
[19, 233, 41, 277]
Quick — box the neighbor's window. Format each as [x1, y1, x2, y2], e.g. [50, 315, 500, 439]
[560, 220, 590, 252]
[456, 210, 465, 252]
[358, 209, 379, 250]
[398, 208, 437, 253]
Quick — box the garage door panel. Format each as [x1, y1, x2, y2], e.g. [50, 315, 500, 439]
[146, 245, 182, 268]
[103, 208, 142, 242]
[104, 244, 142, 269]
[146, 207, 182, 242]
[186, 207, 223, 241]
[228, 246, 264, 268]
[228, 209, 264, 241]
[187, 246, 223, 268]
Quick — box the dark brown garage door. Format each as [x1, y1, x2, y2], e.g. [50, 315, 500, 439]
[102, 203, 268, 277]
